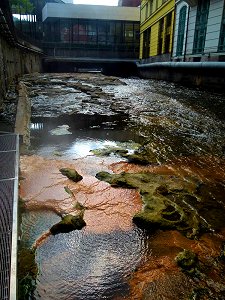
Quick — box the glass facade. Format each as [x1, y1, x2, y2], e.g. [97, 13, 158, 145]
[42, 18, 139, 58]
[43, 18, 139, 46]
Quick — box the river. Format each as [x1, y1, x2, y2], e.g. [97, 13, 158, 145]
[19, 73, 225, 299]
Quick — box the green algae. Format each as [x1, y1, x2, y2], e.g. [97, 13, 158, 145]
[50, 213, 86, 235]
[73, 201, 86, 210]
[95, 171, 225, 238]
[60, 168, 83, 182]
[189, 288, 210, 300]
[64, 186, 74, 197]
[220, 244, 225, 261]
[18, 247, 38, 300]
[175, 249, 201, 278]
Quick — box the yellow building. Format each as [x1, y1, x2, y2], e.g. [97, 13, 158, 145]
[140, 0, 175, 62]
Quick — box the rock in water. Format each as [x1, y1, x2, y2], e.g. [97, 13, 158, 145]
[60, 168, 83, 182]
[49, 125, 72, 135]
[50, 214, 86, 235]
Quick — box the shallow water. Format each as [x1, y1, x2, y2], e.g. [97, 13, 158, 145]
[20, 73, 225, 299]
[35, 228, 149, 300]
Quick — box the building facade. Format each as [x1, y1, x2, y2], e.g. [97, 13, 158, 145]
[118, 0, 141, 6]
[42, 3, 140, 59]
[173, 0, 225, 61]
[139, 0, 175, 63]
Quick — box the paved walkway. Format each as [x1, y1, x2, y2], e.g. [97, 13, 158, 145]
[0, 132, 19, 300]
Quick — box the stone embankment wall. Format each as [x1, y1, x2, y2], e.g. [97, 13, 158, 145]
[0, 36, 42, 106]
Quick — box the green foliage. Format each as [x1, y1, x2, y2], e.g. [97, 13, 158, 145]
[10, 0, 34, 14]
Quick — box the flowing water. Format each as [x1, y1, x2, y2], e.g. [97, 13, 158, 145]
[19, 73, 225, 299]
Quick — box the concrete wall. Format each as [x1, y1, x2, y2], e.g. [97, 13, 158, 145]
[137, 62, 225, 92]
[0, 36, 42, 106]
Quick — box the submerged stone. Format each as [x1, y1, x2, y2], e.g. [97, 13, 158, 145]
[50, 125, 72, 136]
[50, 213, 86, 235]
[60, 168, 83, 182]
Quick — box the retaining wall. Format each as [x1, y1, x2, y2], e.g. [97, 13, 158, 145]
[0, 36, 42, 106]
[137, 62, 225, 92]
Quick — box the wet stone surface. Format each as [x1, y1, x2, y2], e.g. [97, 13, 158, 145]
[19, 73, 225, 299]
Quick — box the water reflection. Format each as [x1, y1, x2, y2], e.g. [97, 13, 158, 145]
[30, 114, 141, 159]
[34, 228, 149, 300]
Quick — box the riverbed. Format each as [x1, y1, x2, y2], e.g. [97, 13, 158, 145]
[19, 73, 225, 299]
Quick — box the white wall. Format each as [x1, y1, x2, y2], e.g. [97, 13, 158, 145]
[204, 0, 224, 53]
[42, 3, 140, 22]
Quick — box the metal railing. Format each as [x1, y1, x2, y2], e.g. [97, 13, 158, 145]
[0, 132, 19, 300]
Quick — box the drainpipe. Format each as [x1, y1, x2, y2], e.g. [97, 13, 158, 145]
[171, 7, 176, 60]
[183, 5, 190, 62]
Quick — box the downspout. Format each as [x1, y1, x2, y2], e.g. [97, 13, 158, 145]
[171, 7, 176, 61]
[139, 1, 142, 61]
[183, 5, 190, 62]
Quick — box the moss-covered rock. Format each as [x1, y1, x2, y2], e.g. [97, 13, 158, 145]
[91, 147, 128, 157]
[50, 213, 86, 235]
[96, 171, 225, 238]
[220, 243, 225, 261]
[90, 142, 141, 158]
[60, 168, 83, 182]
[189, 288, 210, 300]
[175, 249, 201, 277]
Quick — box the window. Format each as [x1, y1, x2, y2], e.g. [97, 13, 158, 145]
[193, 0, 210, 54]
[145, 2, 149, 19]
[142, 27, 151, 59]
[149, 0, 153, 15]
[218, 3, 225, 52]
[60, 20, 71, 42]
[165, 12, 172, 53]
[176, 5, 187, 56]
[98, 21, 107, 45]
[158, 18, 164, 55]
[125, 23, 134, 43]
